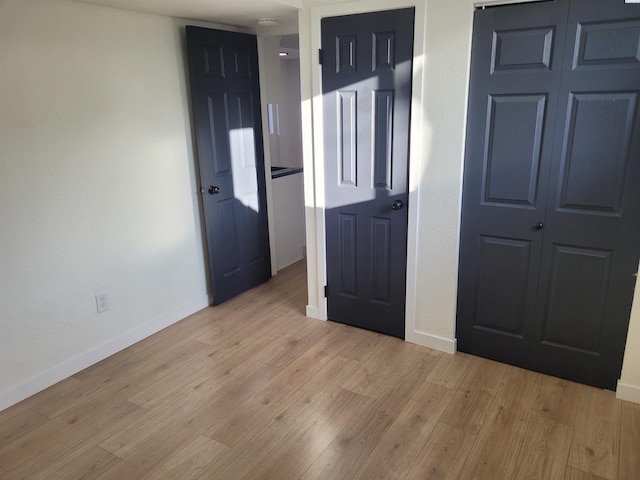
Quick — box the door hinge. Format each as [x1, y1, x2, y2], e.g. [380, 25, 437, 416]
[318, 48, 323, 65]
[324, 285, 329, 297]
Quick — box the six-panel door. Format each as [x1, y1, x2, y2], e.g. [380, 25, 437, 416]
[186, 27, 271, 305]
[322, 8, 415, 338]
[457, 0, 640, 389]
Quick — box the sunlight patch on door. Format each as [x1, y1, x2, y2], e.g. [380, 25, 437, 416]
[229, 127, 259, 212]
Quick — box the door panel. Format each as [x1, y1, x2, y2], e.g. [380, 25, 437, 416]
[533, 0, 640, 388]
[373, 90, 394, 189]
[483, 94, 547, 207]
[187, 27, 271, 305]
[475, 236, 532, 338]
[541, 245, 612, 353]
[338, 91, 357, 186]
[458, 0, 640, 389]
[491, 27, 555, 72]
[322, 8, 414, 338]
[218, 199, 241, 276]
[338, 213, 358, 296]
[371, 217, 392, 304]
[574, 20, 640, 68]
[458, 0, 569, 362]
[557, 92, 637, 214]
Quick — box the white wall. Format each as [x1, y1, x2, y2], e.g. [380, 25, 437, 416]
[0, 0, 229, 410]
[259, 38, 304, 169]
[272, 173, 306, 269]
[257, 35, 282, 275]
[619, 269, 640, 402]
[259, 36, 284, 168]
[278, 58, 304, 168]
[299, 0, 640, 401]
[258, 36, 305, 273]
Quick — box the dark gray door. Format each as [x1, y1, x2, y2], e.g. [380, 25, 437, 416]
[186, 27, 271, 305]
[322, 8, 414, 338]
[457, 0, 640, 389]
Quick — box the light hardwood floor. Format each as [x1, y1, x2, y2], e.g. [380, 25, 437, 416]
[1, 260, 638, 479]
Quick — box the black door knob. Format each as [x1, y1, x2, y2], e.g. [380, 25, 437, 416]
[534, 222, 544, 230]
[208, 185, 221, 195]
[391, 200, 404, 211]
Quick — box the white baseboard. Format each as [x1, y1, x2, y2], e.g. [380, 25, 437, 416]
[0, 294, 212, 412]
[616, 380, 640, 404]
[276, 255, 305, 272]
[304, 309, 457, 354]
[406, 330, 457, 354]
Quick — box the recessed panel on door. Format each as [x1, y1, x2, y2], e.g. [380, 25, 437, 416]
[207, 94, 232, 176]
[337, 36, 357, 73]
[230, 48, 252, 77]
[558, 92, 637, 214]
[491, 27, 555, 72]
[541, 244, 612, 353]
[204, 46, 225, 77]
[371, 217, 392, 304]
[338, 91, 357, 186]
[373, 33, 395, 71]
[475, 236, 532, 337]
[373, 90, 394, 190]
[338, 213, 358, 298]
[574, 19, 640, 68]
[483, 94, 547, 207]
[218, 198, 241, 277]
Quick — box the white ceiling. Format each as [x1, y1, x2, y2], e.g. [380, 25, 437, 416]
[74, 0, 301, 34]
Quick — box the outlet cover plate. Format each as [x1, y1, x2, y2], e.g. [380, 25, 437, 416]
[95, 292, 109, 313]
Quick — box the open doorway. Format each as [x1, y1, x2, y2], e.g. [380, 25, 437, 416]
[261, 34, 307, 275]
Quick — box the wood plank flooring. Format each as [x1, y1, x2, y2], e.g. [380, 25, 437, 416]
[0, 260, 638, 479]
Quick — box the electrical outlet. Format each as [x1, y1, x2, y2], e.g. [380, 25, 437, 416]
[95, 292, 109, 313]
